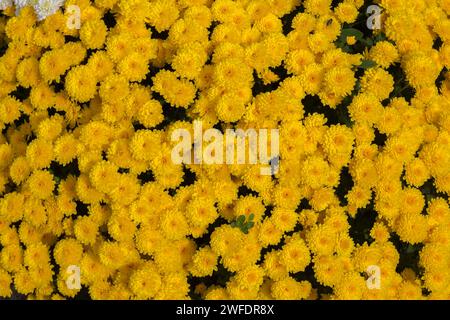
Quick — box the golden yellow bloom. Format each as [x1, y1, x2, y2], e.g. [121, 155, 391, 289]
[360, 68, 394, 101]
[0, 96, 21, 124]
[190, 246, 218, 277]
[271, 277, 311, 300]
[65, 66, 98, 103]
[53, 238, 83, 268]
[0, 268, 12, 298]
[27, 170, 55, 200]
[280, 235, 311, 273]
[80, 19, 107, 49]
[118, 53, 149, 82]
[9, 156, 31, 185]
[0, 0, 447, 301]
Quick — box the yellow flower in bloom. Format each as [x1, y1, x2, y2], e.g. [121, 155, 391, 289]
[16, 57, 41, 88]
[335, 1, 358, 24]
[74, 216, 99, 246]
[205, 287, 229, 300]
[235, 265, 265, 290]
[369, 41, 399, 68]
[135, 226, 164, 256]
[405, 158, 430, 187]
[156, 272, 190, 300]
[160, 209, 190, 240]
[346, 36, 357, 46]
[99, 74, 130, 104]
[27, 170, 55, 200]
[65, 66, 98, 103]
[118, 53, 150, 82]
[1, 244, 23, 273]
[280, 235, 311, 273]
[136, 99, 164, 128]
[39, 50, 69, 84]
[80, 19, 107, 49]
[53, 238, 83, 268]
[190, 246, 218, 277]
[172, 43, 208, 80]
[333, 273, 366, 300]
[395, 212, 429, 244]
[370, 222, 390, 243]
[403, 51, 441, 89]
[129, 264, 162, 299]
[23, 243, 50, 269]
[152, 70, 197, 108]
[271, 277, 312, 300]
[186, 198, 218, 229]
[9, 156, 31, 185]
[360, 68, 394, 101]
[145, 0, 180, 32]
[129, 130, 162, 162]
[271, 208, 298, 233]
[98, 241, 136, 270]
[324, 67, 356, 97]
[348, 93, 383, 125]
[0, 96, 21, 124]
[0, 0, 448, 301]
[54, 134, 81, 165]
[210, 225, 243, 257]
[258, 218, 283, 247]
[18, 222, 42, 246]
[0, 268, 12, 298]
[214, 91, 244, 120]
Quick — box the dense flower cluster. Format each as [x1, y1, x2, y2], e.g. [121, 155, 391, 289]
[0, 0, 449, 300]
[0, 0, 66, 20]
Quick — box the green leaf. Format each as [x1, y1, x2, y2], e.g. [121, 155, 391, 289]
[360, 38, 374, 47]
[340, 28, 364, 42]
[359, 60, 377, 69]
[406, 244, 416, 254]
[233, 215, 256, 234]
[374, 33, 387, 43]
[54, 176, 61, 185]
[354, 80, 361, 92]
